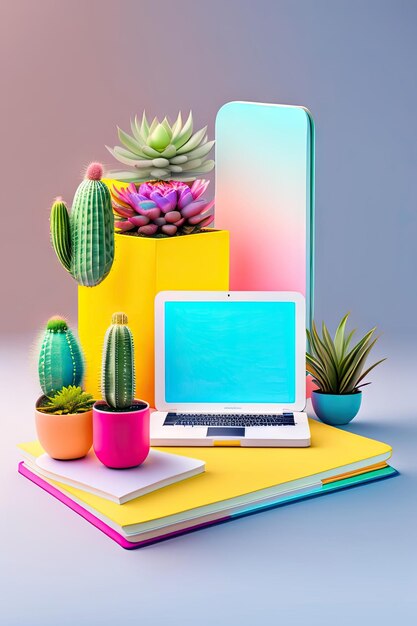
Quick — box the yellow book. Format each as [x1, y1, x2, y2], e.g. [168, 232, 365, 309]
[18, 419, 392, 539]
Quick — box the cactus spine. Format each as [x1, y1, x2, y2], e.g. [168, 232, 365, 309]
[102, 312, 135, 409]
[38, 317, 84, 396]
[50, 163, 114, 287]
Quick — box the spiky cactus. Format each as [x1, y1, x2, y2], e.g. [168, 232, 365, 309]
[38, 317, 84, 396]
[50, 162, 114, 287]
[37, 386, 95, 415]
[101, 313, 135, 410]
[106, 111, 215, 183]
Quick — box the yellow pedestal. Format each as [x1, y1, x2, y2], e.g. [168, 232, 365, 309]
[78, 230, 230, 407]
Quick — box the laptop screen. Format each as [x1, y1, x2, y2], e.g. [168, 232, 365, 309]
[164, 301, 296, 404]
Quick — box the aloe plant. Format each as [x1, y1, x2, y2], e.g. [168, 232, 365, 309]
[306, 314, 386, 394]
[37, 386, 95, 415]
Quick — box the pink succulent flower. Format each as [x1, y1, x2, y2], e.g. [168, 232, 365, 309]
[111, 180, 214, 237]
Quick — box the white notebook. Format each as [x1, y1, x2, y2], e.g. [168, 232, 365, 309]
[26, 450, 205, 504]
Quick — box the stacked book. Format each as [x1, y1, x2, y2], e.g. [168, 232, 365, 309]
[18, 419, 397, 549]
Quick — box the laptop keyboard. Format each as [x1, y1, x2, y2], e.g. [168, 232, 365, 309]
[164, 413, 295, 427]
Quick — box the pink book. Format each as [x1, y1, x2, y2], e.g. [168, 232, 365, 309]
[18, 462, 397, 550]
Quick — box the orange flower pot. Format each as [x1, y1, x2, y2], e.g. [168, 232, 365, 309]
[35, 397, 93, 460]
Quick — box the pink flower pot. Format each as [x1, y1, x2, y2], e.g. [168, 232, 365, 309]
[93, 400, 150, 469]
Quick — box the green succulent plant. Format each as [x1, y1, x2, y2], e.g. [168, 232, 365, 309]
[106, 111, 215, 183]
[306, 314, 386, 394]
[38, 386, 95, 415]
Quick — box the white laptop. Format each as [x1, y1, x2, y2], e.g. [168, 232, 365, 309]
[151, 291, 310, 447]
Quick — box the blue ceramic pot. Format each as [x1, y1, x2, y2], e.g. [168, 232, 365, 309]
[311, 391, 362, 425]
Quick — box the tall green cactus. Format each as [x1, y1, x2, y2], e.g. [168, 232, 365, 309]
[38, 317, 84, 396]
[101, 312, 135, 410]
[50, 162, 114, 287]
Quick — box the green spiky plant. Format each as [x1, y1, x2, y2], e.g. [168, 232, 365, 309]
[38, 317, 84, 396]
[106, 111, 215, 183]
[37, 386, 95, 415]
[50, 162, 114, 287]
[101, 312, 135, 410]
[306, 314, 386, 395]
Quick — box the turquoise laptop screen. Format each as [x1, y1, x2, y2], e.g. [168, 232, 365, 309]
[164, 301, 296, 404]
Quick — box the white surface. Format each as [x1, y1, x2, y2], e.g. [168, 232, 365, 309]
[24, 449, 205, 504]
[155, 290, 306, 412]
[1, 337, 416, 626]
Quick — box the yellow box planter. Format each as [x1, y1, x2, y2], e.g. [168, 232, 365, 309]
[78, 230, 229, 407]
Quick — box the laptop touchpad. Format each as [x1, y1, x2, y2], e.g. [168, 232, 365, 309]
[206, 427, 245, 437]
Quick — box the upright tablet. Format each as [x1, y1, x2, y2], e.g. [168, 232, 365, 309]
[215, 101, 314, 327]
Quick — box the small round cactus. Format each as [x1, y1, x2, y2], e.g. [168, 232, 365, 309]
[38, 317, 84, 396]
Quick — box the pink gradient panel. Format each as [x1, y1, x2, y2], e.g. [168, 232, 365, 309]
[215, 102, 313, 322]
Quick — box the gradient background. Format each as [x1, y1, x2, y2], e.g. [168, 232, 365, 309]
[1, 0, 416, 342]
[1, 1, 417, 625]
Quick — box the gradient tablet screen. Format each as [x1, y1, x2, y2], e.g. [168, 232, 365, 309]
[215, 102, 314, 327]
[164, 301, 296, 404]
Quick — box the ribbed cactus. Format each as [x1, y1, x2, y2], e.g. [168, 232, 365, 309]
[101, 312, 135, 409]
[50, 197, 72, 271]
[38, 317, 84, 396]
[50, 163, 114, 287]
